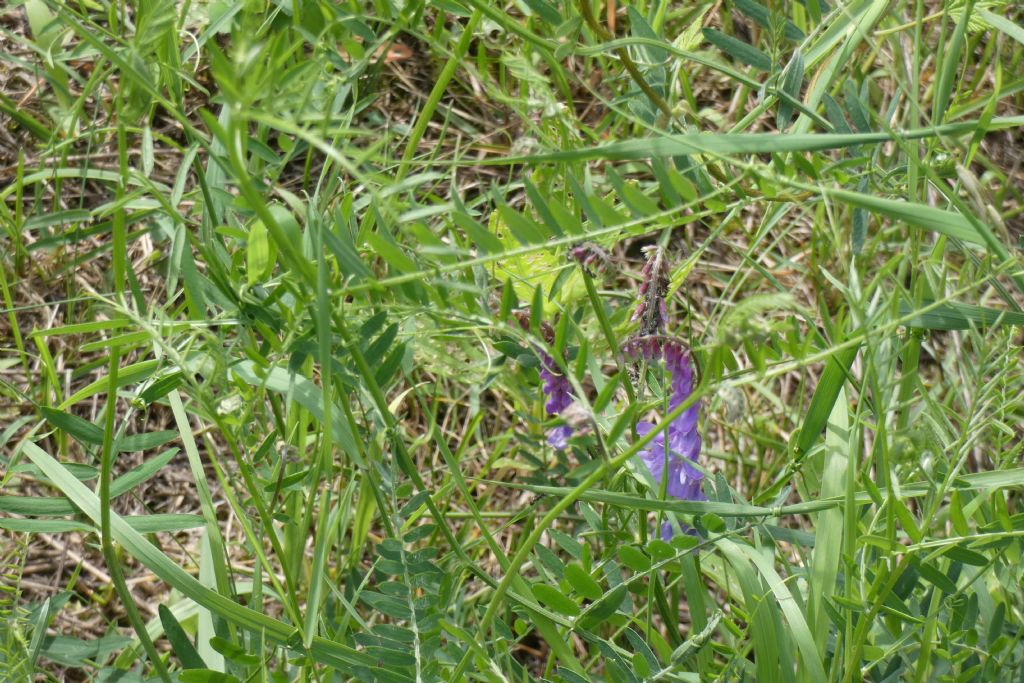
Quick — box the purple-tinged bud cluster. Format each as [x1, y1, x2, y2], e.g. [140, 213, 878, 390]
[632, 246, 669, 337]
[568, 242, 610, 277]
[622, 334, 665, 362]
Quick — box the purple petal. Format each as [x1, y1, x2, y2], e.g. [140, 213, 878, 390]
[547, 425, 573, 450]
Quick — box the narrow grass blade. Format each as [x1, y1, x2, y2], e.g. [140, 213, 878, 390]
[899, 300, 1024, 330]
[809, 387, 849, 654]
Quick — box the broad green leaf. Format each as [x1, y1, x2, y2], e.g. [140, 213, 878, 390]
[453, 212, 503, 253]
[1, 496, 74, 516]
[37, 634, 133, 667]
[617, 546, 652, 572]
[246, 216, 274, 285]
[942, 545, 988, 567]
[532, 583, 580, 616]
[0, 518, 90, 533]
[564, 563, 603, 601]
[809, 387, 849, 655]
[40, 407, 104, 446]
[138, 372, 184, 405]
[365, 229, 417, 274]
[702, 29, 772, 71]
[523, 177, 566, 236]
[521, 0, 561, 24]
[125, 513, 205, 533]
[11, 459, 96, 481]
[977, 7, 1024, 45]
[324, 214, 373, 282]
[497, 205, 547, 245]
[30, 319, 132, 338]
[933, 0, 972, 123]
[776, 50, 805, 130]
[60, 360, 160, 409]
[824, 187, 985, 245]
[22, 210, 92, 232]
[627, 7, 667, 63]
[107, 448, 174, 498]
[502, 117, 1023, 162]
[116, 430, 178, 453]
[913, 558, 958, 594]
[488, 210, 584, 313]
[796, 342, 858, 455]
[209, 636, 261, 666]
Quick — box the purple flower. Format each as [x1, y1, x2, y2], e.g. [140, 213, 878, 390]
[622, 334, 663, 362]
[539, 350, 573, 414]
[539, 350, 576, 450]
[546, 425, 574, 450]
[513, 310, 576, 450]
[634, 341, 706, 539]
[539, 360, 574, 449]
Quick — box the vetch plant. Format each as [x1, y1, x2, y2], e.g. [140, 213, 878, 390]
[520, 244, 707, 536]
[632, 244, 670, 337]
[625, 246, 706, 539]
[7, 0, 1024, 678]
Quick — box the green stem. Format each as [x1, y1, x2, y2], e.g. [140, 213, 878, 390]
[577, 0, 674, 121]
[99, 347, 171, 682]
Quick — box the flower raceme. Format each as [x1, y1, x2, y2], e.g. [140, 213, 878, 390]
[510, 244, 707, 518]
[626, 246, 706, 539]
[629, 340, 706, 538]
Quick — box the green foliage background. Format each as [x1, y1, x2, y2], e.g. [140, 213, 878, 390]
[1, 0, 1023, 680]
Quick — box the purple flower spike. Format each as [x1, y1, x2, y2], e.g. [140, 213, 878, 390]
[636, 341, 706, 538]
